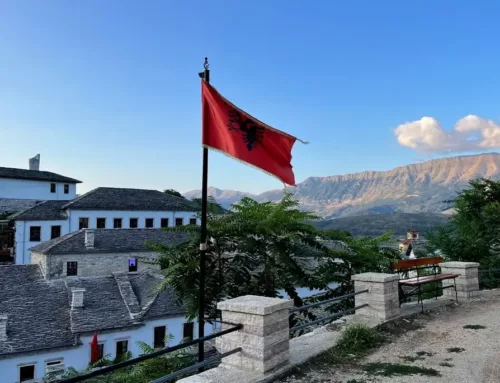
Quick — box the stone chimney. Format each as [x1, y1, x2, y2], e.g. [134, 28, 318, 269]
[85, 229, 95, 249]
[0, 315, 7, 341]
[29, 154, 40, 171]
[71, 288, 85, 309]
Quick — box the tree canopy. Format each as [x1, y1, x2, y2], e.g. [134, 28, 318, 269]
[163, 189, 185, 198]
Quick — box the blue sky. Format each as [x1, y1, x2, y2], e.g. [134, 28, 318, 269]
[2, 1, 500, 195]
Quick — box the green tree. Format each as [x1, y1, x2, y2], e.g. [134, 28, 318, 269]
[190, 196, 225, 214]
[151, 194, 329, 319]
[426, 178, 500, 267]
[163, 189, 185, 198]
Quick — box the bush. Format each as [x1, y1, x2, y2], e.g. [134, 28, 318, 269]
[336, 323, 384, 357]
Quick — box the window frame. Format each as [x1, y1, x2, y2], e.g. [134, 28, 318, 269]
[50, 183, 56, 193]
[115, 340, 129, 358]
[113, 218, 123, 229]
[44, 358, 64, 375]
[175, 218, 183, 227]
[145, 218, 154, 228]
[96, 218, 106, 229]
[78, 217, 89, 230]
[29, 226, 41, 242]
[67, 261, 78, 276]
[153, 326, 167, 349]
[129, 218, 138, 228]
[160, 218, 169, 228]
[50, 225, 61, 239]
[189, 218, 197, 225]
[19, 364, 35, 382]
[183, 322, 194, 341]
[64, 184, 69, 194]
[128, 258, 138, 273]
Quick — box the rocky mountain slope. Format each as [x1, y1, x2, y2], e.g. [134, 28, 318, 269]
[184, 153, 500, 218]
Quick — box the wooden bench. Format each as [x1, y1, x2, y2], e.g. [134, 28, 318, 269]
[391, 256, 460, 312]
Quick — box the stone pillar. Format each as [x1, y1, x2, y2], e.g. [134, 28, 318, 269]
[352, 273, 400, 322]
[439, 261, 480, 299]
[215, 295, 293, 373]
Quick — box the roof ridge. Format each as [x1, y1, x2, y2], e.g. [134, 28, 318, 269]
[61, 188, 102, 209]
[9, 200, 50, 219]
[113, 272, 142, 319]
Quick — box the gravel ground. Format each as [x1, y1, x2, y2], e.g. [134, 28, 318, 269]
[279, 291, 500, 383]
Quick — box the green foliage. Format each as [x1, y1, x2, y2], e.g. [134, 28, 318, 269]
[190, 196, 225, 214]
[362, 362, 440, 377]
[335, 323, 384, 357]
[45, 338, 195, 383]
[163, 189, 185, 198]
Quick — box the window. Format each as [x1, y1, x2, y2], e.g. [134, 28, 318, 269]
[96, 218, 106, 229]
[30, 226, 41, 242]
[19, 365, 35, 382]
[116, 340, 128, 358]
[183, 322, 194, 341]
[67, 262, 78, 276]
[160, 218, 169, 228]
[98, 344, 104, 360]
[45, 359, 64, 375]
[145, 218, 154, 228]
[189, 218, 197, 225]
[113, 218, 122, 229]
[64, 184, 69, 194]
[128, 258, 137, 272]
[79, 218, 89, 230]
[51, 226, 61, 239]
[175, 218, 183, 227]
[154, 326, 166, 348]
[129, 218, 138, 228]
[50, 183, 56, 193]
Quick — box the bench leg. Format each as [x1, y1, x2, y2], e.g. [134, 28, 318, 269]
[454, 278, 458, 303]
[418, 284, 424, 313]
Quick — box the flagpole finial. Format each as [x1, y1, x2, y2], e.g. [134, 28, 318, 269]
[204, 57, 209, 70]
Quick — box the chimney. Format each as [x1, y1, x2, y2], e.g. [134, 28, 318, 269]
[85, 229, 95, 249]
[29, 154, 40, 171]
[71, 288, 85, 309]
[0, 315, 7, 341]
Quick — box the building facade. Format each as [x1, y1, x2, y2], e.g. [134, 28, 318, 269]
[0, 264, 211, 383]
[10, 187, 200, 264]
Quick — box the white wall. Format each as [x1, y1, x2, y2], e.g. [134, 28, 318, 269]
[0, 317, 213, 383]
[0, 178, 77, 200]
[15, 220, 69, 264]
[67, 210, 200, 231]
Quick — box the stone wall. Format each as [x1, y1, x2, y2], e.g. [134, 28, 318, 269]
[32, 251, 160, 279]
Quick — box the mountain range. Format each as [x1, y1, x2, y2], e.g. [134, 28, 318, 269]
[184, 153, 500, 219]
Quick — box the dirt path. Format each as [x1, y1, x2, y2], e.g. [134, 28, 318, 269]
[280, 292, 500, 383]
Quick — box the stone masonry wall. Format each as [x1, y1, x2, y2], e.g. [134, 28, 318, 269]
[42, 251, 160, 279]
[31, 251, 49, 278]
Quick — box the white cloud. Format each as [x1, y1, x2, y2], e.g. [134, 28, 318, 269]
[394, 115, 500, 153]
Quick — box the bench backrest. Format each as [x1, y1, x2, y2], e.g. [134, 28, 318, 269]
[391, 256, 443, 272]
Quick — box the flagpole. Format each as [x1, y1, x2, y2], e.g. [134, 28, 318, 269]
[198, 57, 210, 364]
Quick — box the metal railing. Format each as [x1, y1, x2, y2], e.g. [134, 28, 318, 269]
[289, 289, 368, 334]
[57, 322, 243, 383]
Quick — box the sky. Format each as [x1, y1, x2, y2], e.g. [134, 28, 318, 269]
[2, 1, 500, 195]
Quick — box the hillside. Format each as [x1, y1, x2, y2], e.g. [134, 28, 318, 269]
[184, 153, 500, 218]
[314, 212, 450, 237]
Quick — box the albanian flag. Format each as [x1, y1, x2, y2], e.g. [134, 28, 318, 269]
[90, 332, 100, 363]
[202, 81, 304, 186]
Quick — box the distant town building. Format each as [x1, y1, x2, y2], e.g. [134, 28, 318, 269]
[30, 228, 189, 279]
[0, 155, 81, 214]
[9, 187, 200, 264]
[0, 264, 208, 383]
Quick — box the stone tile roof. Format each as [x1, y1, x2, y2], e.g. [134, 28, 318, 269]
[30, 228, 190, 254]
[0, 167, 81, 183]
[62, 187, 201, 211]
[8, 200, 68, 221]
[0, 265, 184, 358]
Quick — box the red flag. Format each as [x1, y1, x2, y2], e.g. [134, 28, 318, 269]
[90, 332, 100, 363]
[202, 81, 303, 186]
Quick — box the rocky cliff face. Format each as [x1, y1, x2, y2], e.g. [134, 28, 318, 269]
[184, 153, 500, 218]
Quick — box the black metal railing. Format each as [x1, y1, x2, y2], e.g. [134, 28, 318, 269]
[289, 289, 368, 334]
[57, 322, 243, 383]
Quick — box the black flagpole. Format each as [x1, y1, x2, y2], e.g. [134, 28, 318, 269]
[198, 57, 210, 363]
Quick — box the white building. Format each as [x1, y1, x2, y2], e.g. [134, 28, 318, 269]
[0, 155, 81, 213]
[0, 264, 211, 383]
[10, 187, 200, 264]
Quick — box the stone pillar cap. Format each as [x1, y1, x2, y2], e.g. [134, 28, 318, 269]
[351, 272, 399, 282]
[439, 261, 480, 268]
[217, 295, 293, 315]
